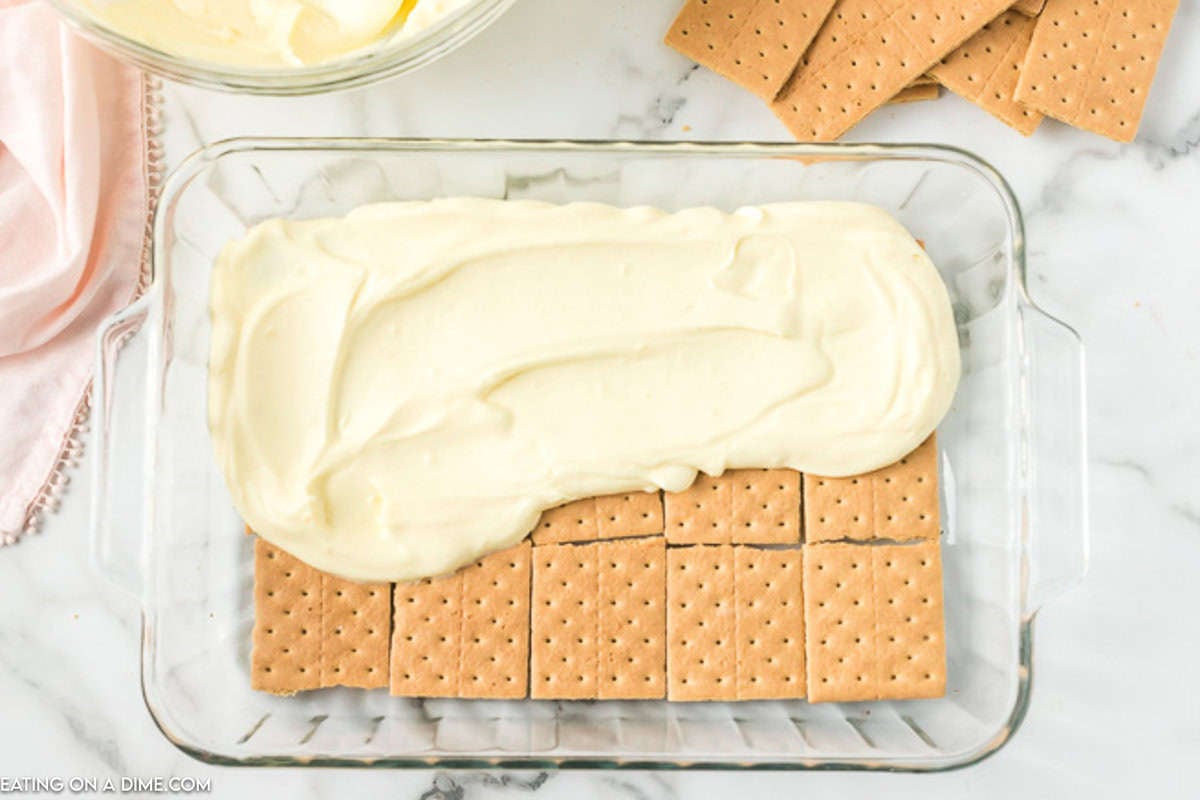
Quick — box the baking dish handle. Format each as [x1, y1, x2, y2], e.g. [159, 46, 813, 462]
[1020, 303, 1089, 617]
[89, 294, 152, 601]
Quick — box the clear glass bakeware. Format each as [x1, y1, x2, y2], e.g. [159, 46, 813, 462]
[49, 0, 515, 95]
[90, 139, 1088, 770]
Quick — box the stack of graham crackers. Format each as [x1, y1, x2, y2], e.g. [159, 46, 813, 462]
[251, 435, 947, 704]
[665, 0, 1179, 142]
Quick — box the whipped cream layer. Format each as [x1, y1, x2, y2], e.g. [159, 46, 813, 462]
[84, 0, 474, 68]
[209, 199, 961, 581]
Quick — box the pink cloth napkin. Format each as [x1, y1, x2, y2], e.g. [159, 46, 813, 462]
[0, 1, 153, 544]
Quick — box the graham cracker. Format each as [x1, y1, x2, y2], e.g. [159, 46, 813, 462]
[928, 10, 1043, 135]
[531, 537, 667, 699]
[804, 433, 939, 543]
[252, 539, 391, 694]
[665, 468, 800, 545]
[320, 577, 390, 689]
[734, 546, 806, 700]
[596, 492, 665, 540]
[666, 545, 737, 701]
[887, 82, 941, 104]
[667, 544, 806, 701]
[391, 568, 462, 698]
[1013, 0, 1178, 142]
[1012, 0, 1046, 16]
[665, 0, 837, 100]
[598, 537, 667, 699]
[802, 542, 876, 702]
[873, 540, 946, 699]
[252, 539, 322, 694]
[531, 541, 599, 699]
[771, 0, 1016, 141]
[459, 542, 532, 699]
[802, 540, 946, 702]
[390, 541, 531, 698]
[532, 491, 663, 545]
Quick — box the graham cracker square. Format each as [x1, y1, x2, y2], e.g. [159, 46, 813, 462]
[532, 537, 667, 699]
[531, 541, 600, 699]
[802, 540, 947, 702]
[666, 469, 800, 545]
[929, 10, 1043, 135]
[1014, 0, 1179, 142]
[320, 577, 390, 689]
[459, 541, 531, 699]
[665, 0, 836, 100]
[666, 545, 737, 701]
[252, 539, 322, 694]
[533, 491, 663, 545]
[734, 546, 806, 700]
[802, 542, 876, 703]
[598, 537, 667, 699]
[804, 434, 939, 543]
[390, 542, 531, 698]
[873, 540, 946, 700]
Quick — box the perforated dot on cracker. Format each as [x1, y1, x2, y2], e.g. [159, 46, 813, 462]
[929, 10, 1044, 135]
[804, 433, 939, 543]
[1014, 0, 1179, 142]
[665, 468, 799, 545]
[771, 0, 1017, 141]
[665, 0, 837, 100]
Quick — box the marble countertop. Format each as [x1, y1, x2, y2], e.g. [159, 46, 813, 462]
[3, 0, 1199, 797]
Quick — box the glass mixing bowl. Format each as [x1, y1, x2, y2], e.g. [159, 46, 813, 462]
[49, 0, 516, 95]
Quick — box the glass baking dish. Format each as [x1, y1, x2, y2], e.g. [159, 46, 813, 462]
[90, 139, 1088, 770]
[49, 0, 515, 95]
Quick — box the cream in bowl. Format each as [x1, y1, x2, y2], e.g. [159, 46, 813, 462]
[76, 0, 477, 68]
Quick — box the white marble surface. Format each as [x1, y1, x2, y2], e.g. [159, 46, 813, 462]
[4, 0, 1200, 796]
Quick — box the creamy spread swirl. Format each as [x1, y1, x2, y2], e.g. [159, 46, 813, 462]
[209, 199, 960, 581]
[81, 0, 474, 67]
